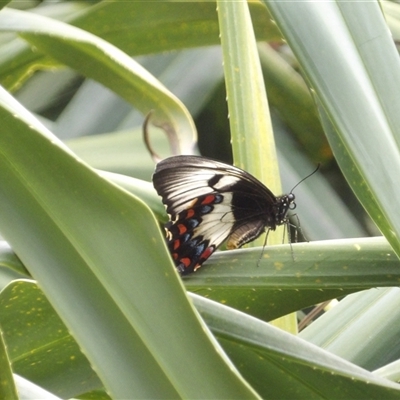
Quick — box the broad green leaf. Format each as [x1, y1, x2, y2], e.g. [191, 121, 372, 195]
[5, 278, 400, 400]
[0, 7, 197, 154]
[3, 220, 397, 325]
[1, 1, 399, 398]
[300, 287, 400, 371]
[0, 1, 279, 90]
[0, 2, 89, 91]
[217, 0, 296, 332]
[193, 294, 400, 400]
[217, 0, 278, 191]
[0, 325, 17, 399]
[258, 44, 330, 165]
[73, 0, 279, 56]
[273, 122, 367, 241]
[0, 280, 100, 397]
[185, 237, 400, 321]
[262, 1, 400, 257]
[0, 87, 258, 398]
[56, 47, 223, 141]
[98, 170, 166, 222]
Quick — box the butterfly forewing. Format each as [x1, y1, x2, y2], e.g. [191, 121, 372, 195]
[153, 155, 295, 275]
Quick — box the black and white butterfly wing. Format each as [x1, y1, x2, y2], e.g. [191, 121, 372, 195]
[153, 155, 295, 275]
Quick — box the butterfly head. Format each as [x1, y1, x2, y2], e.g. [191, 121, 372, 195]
[275, 164, 320, 224]
[275, 193, 296, 225]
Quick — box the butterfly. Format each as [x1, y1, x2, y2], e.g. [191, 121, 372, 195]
[152, 155, 303, 275]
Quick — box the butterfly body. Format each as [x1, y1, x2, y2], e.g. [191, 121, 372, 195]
[153, 155, 295, 275]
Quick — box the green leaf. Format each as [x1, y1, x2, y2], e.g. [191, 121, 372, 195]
[0, 86, 258, 398]
[0, 1, 279, 90]
[185, 237, 400, 320]
[263, 1, 400, 257]
[0, 326, 17, 399]
[2, 1, 400, 398]
[0, 280, 100, 397]
[193, 294, 400, 400]
[258, 44, 330, 165]
[74, 0, 280, 56]
[300, 287, 400, 371]
[217, 0, 279, 192]
[217, 0, 296, 331]
[0, 7, 197, 154]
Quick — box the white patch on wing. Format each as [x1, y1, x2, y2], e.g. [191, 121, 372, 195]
[161, 173, 215, 197]
[211, 175, 241, 191]
[167, 186, 213, 202]
[192, 193, 235, 248]
[160, 173, 238, 217]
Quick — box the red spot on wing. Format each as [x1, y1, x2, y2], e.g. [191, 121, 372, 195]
[181, 257, 191, 268]
[201, 195, 216, 205]
[186, 209, 195, 218]
[194, 247, 215, 272]
[201, 247, 214, 260]
[172, 239, 180, 250]
[177, 224, 187, 235]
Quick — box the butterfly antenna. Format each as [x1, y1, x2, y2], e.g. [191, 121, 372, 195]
[290, 163, 320, 194]
[285, 166, 319, 261]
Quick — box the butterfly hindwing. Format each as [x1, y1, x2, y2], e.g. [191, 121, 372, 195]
[164, 192, 233, 274]
[153, 155, 295, 275]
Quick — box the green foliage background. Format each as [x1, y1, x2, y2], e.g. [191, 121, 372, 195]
[0, 0, 399, 398]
